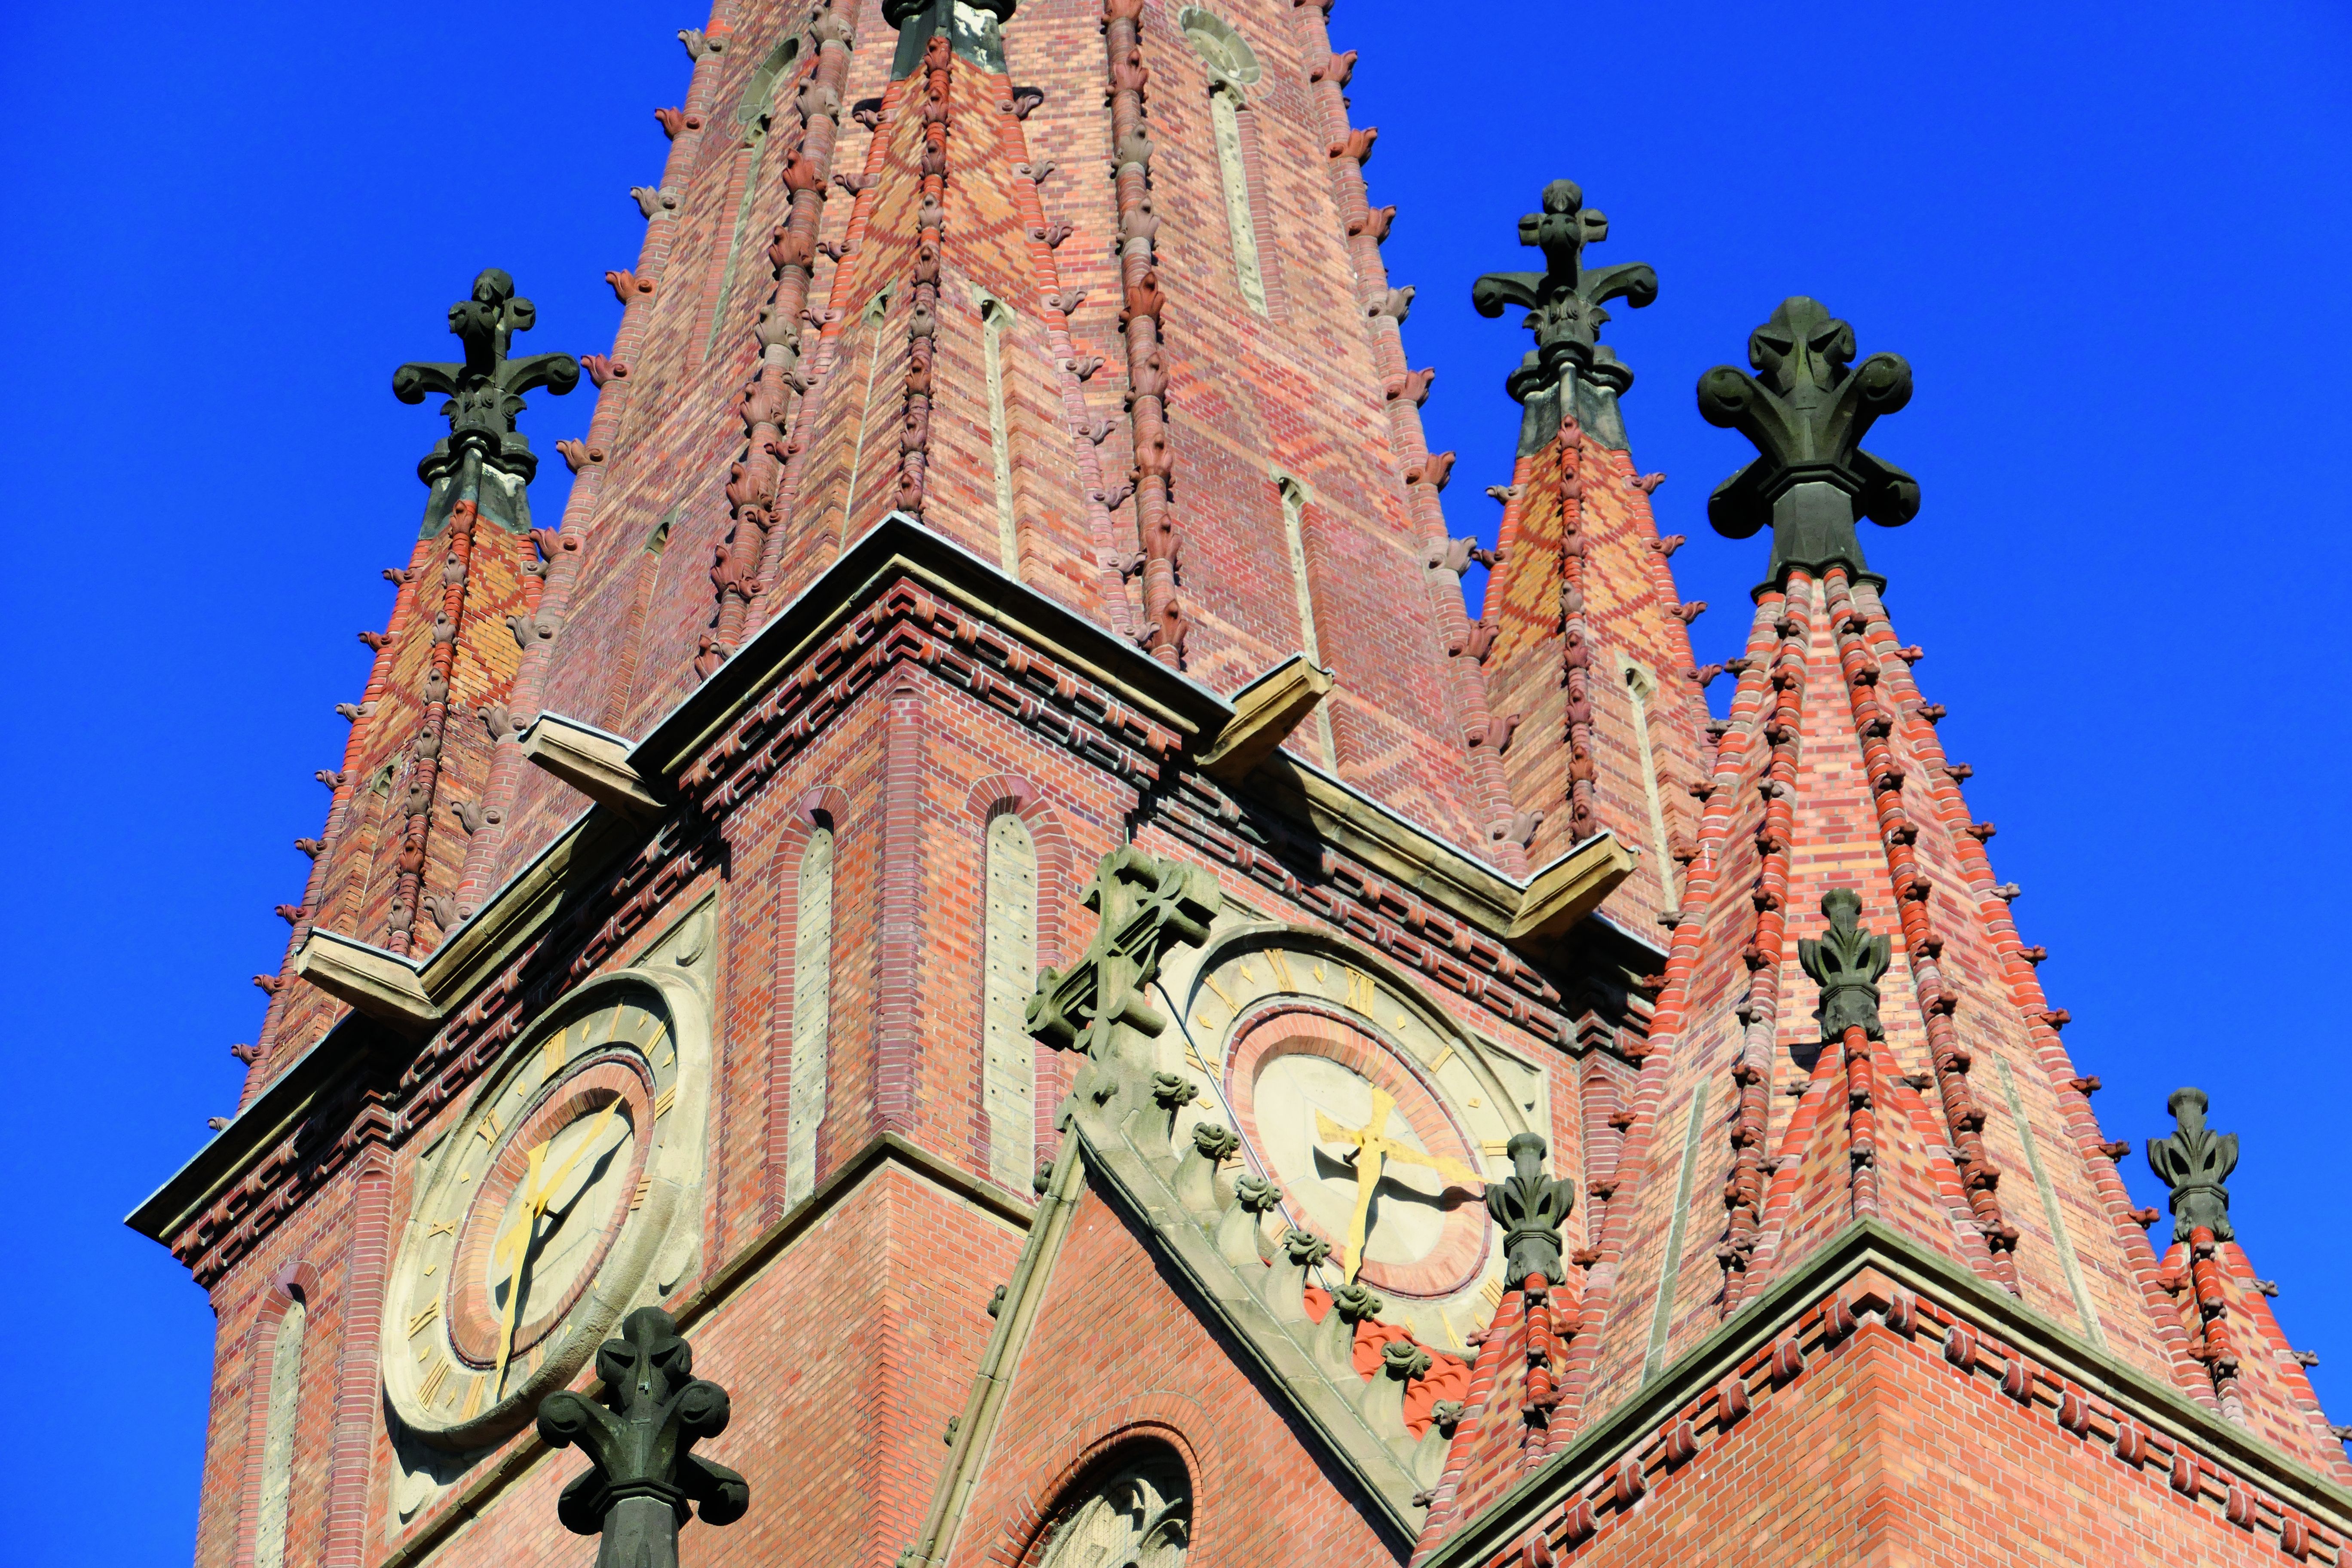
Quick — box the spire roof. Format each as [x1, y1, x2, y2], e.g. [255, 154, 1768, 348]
[1452, 273, 2352, 1513]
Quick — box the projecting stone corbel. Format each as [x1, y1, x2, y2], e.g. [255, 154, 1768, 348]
[290, 928, 441, 1034]
[1198, 655, 1334, 783]
[520, 712, 666, 821]
[1506, 832, 1640, 946]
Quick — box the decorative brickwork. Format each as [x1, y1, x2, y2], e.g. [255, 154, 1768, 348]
[141, 9, 2352, 1568]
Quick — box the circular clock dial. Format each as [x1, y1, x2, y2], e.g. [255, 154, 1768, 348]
[1228, 1010, 1488, 1299]
[1170, 932, 1546, 1352]
[385, 983, 695, 1448]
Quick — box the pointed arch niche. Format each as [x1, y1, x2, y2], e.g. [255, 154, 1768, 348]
[237, 1262, 322, 1568]
[966, 776, 1073, 1193]
[1176, 8, 1284, 319]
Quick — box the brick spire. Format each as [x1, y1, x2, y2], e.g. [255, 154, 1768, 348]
[1451, 288, 2352, 1493]
[238, 270, 573, 1093]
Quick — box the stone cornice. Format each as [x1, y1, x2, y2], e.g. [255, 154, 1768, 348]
[640, 511, 1226, 781]
[1418, 1218, 2352, 1568]
[133, 515, 1633, 1274]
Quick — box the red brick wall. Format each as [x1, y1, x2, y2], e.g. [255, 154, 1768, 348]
[937, 1177, 1410, 1568]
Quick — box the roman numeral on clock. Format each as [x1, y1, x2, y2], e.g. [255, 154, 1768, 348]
[406, 1299, 439, 1337]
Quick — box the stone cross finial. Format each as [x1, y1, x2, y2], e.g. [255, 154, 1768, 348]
[2147, 1088, 2239, 1242]
[1026, 847, 1220, 1110]
[1473, 180, 1658, 392]
[537, 1307, 749, 1568]
[1797, 888, 1891, 1041]
[393, 269, 578, 533]
[1697, 297, 1918, 587]
[1483, 1133, 1575, 1285]
[1472, 180, 1657, 454]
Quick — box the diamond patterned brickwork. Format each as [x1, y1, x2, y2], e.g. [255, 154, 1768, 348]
[1479, 423, 1710, 923]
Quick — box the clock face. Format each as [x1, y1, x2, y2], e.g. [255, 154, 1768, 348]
[385, 977, 702, 1449]
[1165, 929, 1547, 1353]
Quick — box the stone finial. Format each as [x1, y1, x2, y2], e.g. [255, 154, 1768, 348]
[2147, 1088, 2239, 1242]
[393, 269, 579, 465]
[1482, 1133, 1575, 1285]
[1796, 889, 1891, 1041]
[1026, 848, 1220, 1108]
[1473, 180, 1657, 395]
[536, 1308, 748, 1568]
[1697, 297, 1917, 586]
[392, 269, 578, 534]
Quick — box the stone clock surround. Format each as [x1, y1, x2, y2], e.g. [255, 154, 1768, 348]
[383, 947, 714, 1460]
[1223, 1005, 1490, 1302]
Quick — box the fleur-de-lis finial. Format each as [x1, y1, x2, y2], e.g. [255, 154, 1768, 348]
[536, 1307, 748, 1568]
[1796, 888, 1891, 1040]
[392, 269, 579, 534]
[2147, 1088, 2239, 1242]
[1697, 297, 1917, 588]
[1472, 179, 1657, 450]
[1483, 1133, 1575, 1285]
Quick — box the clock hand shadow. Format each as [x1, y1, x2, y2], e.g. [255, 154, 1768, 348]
[539, 1137, 628, 1230]
[498, 1138, 631, 1333]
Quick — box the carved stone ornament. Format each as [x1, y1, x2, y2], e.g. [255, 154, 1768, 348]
[537, 1307, 749, 1568]
[1035, 1452, 1189, 1568]
[1483, 1133, 1574, 1285]
[1796, 888, 1891, 1041]
[1472, 179, 1657, 392]
[1697, 297, 1917, 586]
[1026, 847, 1221, 1109]
[392, 269, 579, 534]
[887, 0, 1014, 77]
[2147, 1087, 2239, 1242]
[1472, 179, 1655, 451]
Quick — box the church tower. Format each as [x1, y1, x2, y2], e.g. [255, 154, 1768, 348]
[133, 3, 2346, 1567]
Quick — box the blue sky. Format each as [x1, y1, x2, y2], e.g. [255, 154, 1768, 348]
[3, 1, 2346, 1562]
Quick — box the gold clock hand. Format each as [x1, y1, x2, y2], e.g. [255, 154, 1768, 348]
[539, 1112, 628, 1221]
[490, 1142, 548, 1392]
[1331, 1090, 1396, 1280]
[1374, 1144, 1486, 1190]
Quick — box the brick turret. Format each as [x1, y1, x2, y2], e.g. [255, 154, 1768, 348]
[1419, 278, 2352, 1565]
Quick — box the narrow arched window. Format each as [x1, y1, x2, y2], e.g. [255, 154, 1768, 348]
[1037, 1448, 1191, 1568]
[787, 824, 835, 1204]
[251, 1294, 307, 1568]
[1277, 478, 1338, 769]
[1178, 9, 1272, 318]
[1617, 656, 1677, 909]
[982, 812, 1038, 1189]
